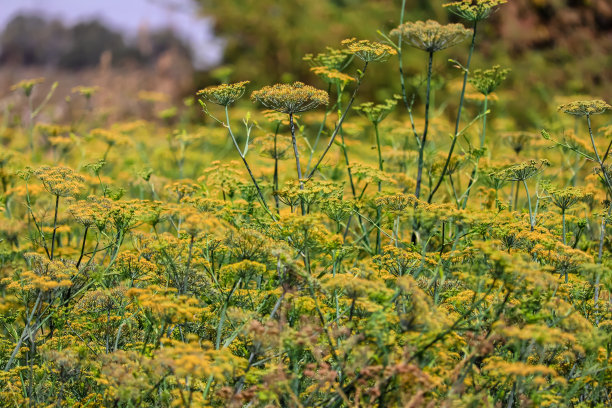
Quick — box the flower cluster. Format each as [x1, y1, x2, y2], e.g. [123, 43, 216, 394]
[557, 100, 612, 116]
[34, 166, 86, 197]
[197, 81, 250, 106]
[251, 82, 329, 113]
[443, 0, 508, 22]
[341, 38, 397, 62]
[391, 20, 471, 52]
[469, 65, 510, 95]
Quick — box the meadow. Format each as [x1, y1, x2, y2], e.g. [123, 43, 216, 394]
[0, 1, 611, 407]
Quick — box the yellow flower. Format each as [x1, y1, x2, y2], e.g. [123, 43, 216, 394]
[196, 81, 250, 106]
[558, 99, 612, 116]
[444, 0, 508, 22]
[391, 20, 471, 53]
[251, 82, 328, 114]
[341, 38, 397, 62]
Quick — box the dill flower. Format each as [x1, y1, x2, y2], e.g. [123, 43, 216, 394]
[557, 100, 612, 116]
[251, 82, 329, 114]
[444, 0, 508, 22]
[71, 85, 99, 99]
[310, 66, 355, 86]
[10, 77, 45, 97]
[341, 38, 397, 62]
[549, 187, 591, 212]
[34, 166, 86, 197]
[469, 65, 510, 95]
[390, 20, 471, 53]
[353, 95, 401, 125]
[494, 159, 550, 181]
[303, 47, 352, 70]
[196, 81, 250, 106]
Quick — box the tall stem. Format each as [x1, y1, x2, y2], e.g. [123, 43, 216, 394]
[522, 179, 534, 231]
[428, 21, 478, 203]
[50, 195, 60, 260]
[561, 209, 566, 245]
[289, 113, 306, 215]
[307, 61, 368, 180]
[375, 122, 383, 253]
[76, 226, 89, 268]
[224, 105, 273, 218]
[462, 94, 488, 209]
[273, 122, 280, 212]
[414, 51, 434, 200]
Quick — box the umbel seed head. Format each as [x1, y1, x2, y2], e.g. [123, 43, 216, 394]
[197, 81, 250, 106]
[557, 100, 612, 117]
[391, 20, 472, 53]
[251, 82, 329, 114]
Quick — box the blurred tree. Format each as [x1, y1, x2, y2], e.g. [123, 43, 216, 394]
[0, 14, 194, 70]
[196, 0, 414, 84]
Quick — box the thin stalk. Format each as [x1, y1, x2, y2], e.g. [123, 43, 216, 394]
[224, 105, 273, 218]
[375, 122, 383, 253]
[273, 122, 281, 212]
[306, 83, 333, 172]
[414, 51, 434, 200]
[461, 94, 488, 209]
[289, 112, 306, 215]
[76, 226, 89, 269]
[513, 180, 520, 212]
[50, 195, 60, 260]
[307, 61, 368, 180]
[522, 179, 534, 231]
[561, 209, 566, 245]
[428, 21, 478, 203]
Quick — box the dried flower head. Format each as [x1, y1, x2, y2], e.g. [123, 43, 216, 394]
[391, 20, 471, 53]
[10, 77, 45, 97]
[557, 100, 612, 116]
[469, 65, 510, 95]
[34, 166, 86, 197]
[444, 0, 508, 22]
[341, 38, 397, 62]
[197, 81, 250, 106]
[251, 82, 329, 114]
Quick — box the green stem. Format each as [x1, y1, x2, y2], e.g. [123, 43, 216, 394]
[461, 94, 488, 209]
[307, 61, 368, 180]
[50, 195, 60, 260]
[224, 105, 273, 218]
[522, 179, 534, 231]
[415, 51, 434, 200]
[428, 21, 478, 203]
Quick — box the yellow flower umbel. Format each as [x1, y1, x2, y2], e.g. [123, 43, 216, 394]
[341, 38, 397, 63]
[10, 77, 45, 97]
[444, 0, 508, 22]
[197, 81, 250, 106]
[250, 82, 328, 114]
[390, 20, 471, 53]
[469, 65, 510, 96]
[557, 100, 611, 117]
[34, 166, 86, 198]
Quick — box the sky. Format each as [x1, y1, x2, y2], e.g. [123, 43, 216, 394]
[0, 0, 223, 68]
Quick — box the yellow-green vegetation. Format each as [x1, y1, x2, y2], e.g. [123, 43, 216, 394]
[0, 1, 611, 407]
